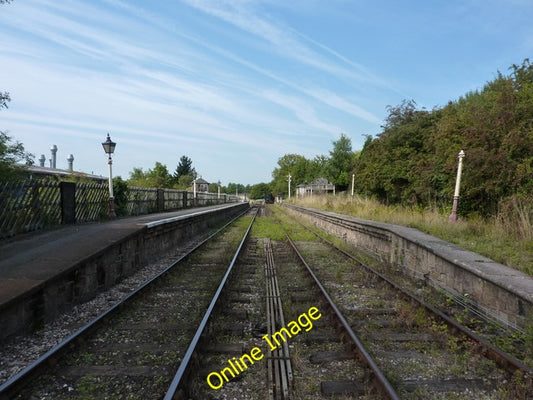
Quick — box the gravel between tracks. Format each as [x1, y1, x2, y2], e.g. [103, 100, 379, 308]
[0, 233, 210, 386]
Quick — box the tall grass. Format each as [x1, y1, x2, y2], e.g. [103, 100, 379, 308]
[291, 194, 533, 276]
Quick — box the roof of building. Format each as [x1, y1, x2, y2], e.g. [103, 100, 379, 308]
[310, 177, 334, 186]
[296, 178, 335, 188]
[23, 165, 107, 182]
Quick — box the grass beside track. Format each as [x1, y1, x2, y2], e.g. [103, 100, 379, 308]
[289, 195, 533, 276]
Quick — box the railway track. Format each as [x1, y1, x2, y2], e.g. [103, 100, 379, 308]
[0, 207, 255, 400]
[178, 206, 399, 399]
[279, 204, 533, 399]
[3, 204, 531, 399]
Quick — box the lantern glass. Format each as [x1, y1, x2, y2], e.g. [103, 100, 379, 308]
[102, 134, 116, 155]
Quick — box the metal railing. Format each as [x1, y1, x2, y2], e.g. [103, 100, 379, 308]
[0, 179, 239, 239]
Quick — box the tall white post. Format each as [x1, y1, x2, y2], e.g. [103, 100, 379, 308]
[288, 174, 292, 199]
[449, 150, 465, 222]
[108, 156, 114, 198]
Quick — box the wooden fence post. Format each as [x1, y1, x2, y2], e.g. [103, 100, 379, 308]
[157, 189, 165, 212]
[60, 181, 76, 224]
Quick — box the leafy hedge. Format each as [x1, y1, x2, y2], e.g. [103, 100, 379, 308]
[353, 59, 533, 217]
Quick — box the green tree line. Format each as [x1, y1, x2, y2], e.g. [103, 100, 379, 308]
[2, 56, 531, 219]
[266, 59, 532, 218]
[353, 59, 532, 216]
[126, 155, 251, 196]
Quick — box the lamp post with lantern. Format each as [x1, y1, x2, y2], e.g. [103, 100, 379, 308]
[101, 133, 117, 219]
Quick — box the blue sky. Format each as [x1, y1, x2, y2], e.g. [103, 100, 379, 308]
[1, 0, 532, 185]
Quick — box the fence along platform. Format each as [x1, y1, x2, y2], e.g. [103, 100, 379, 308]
[0, 179, 236, 239]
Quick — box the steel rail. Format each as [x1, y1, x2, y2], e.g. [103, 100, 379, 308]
[163, 207, 258, 400]
[284, 233, 400, 399]
[0, 207, 250, 399]
[284, 204, 533, 377]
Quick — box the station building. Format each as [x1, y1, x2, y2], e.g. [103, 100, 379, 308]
[295, 178, 335, 198]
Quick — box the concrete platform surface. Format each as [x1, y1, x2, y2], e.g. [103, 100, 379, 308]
[0, 204, 236, 309]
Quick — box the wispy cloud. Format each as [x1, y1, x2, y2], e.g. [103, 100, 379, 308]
[11, 0, 527, 183]
[180, 0, 384, 83]
[177, 0, 385, 123]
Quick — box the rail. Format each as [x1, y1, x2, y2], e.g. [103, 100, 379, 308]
[164, 207, 258, 399]
[285, 233, 400, 399]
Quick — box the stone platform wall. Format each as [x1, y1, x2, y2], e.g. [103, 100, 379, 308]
[1, 203, 249, 339]
[286, 204, 532, 330]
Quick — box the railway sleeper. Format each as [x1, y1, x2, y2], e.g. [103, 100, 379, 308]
[59, 364, 174, 378]
[397, 377, 501, 393]
[367, 332, 438, 342]
[309, 349, 355, 364]
[320, 380, 366, 396]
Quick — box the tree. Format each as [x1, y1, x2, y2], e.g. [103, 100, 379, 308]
[1, 92, 10, 110]
[249, 183, 271, 200]
[307, 155, 328, 182]
[1, 93, 34, 181]
[148, 162, 173, 188]
[112, 176, 129, 217]
[271, 154, 309, 196]
[349, 60, 533, 216]
[128, 162, 173, 188]
[326, 133, 355, 191]
[226, 182, 246, 196]
[0, 132, 34, 181]
[177, 174, 195, 189]
[173, 155, 195, 182]
[0, 3, 34, 180]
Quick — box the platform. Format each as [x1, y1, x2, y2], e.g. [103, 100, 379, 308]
[0, 203, 248, 339]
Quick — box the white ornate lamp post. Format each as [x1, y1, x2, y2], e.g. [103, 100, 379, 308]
[448, 149, 465, 222]
[101, 133, 117, 219]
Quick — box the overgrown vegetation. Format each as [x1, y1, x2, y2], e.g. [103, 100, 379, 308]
[292, 195, 533, 275]
[271, 60, 533, 273]
[270, 59, 532, 220]
[354, 60, 533, 217]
